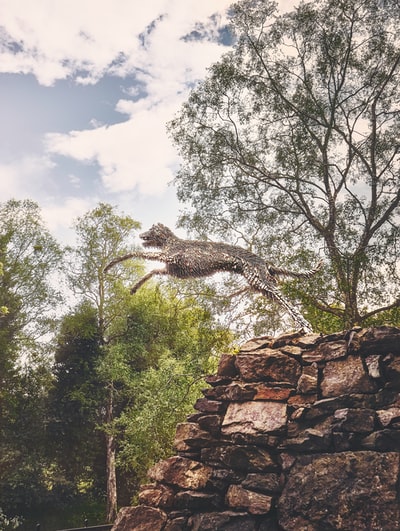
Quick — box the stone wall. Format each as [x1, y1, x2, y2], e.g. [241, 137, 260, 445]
[112, 326, 400, 530]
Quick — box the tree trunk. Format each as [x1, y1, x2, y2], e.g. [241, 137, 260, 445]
[105, 389, 118, 523]
[106, 432, 117, 522]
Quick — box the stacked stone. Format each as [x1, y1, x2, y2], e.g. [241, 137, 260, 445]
[112, 326, 400, 531]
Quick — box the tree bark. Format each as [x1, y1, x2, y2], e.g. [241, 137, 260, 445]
[105, 389, 118, 523]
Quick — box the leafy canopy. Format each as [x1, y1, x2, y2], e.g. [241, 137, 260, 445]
[169, 0, 400, 330]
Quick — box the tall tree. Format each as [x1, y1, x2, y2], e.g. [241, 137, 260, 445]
[0, 199, 62, 360]
[66, 203, 140, 522]
[48, 301, 105, 492]
[169, 0, 400, 330]
[0, 199, 61, 523]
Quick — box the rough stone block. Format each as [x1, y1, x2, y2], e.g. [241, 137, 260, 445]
[217, 353, 239, 377]
[242, 472, 281, 493]
[138, 483, 174, 508]
[296, 363, 318, 394]
[303, 340, 347, 363]
[222, 401, 287, 436]
[197, 414, 222, 434]
[175, 490, 221, 510]
[235, 351, 301, 384]
[361, 429, 400, 451]
[201, 444, 277, 472]
[226, 484, 273, 514]
[278, 451, 400, 530]
[174, 422, 212, 451]
[194, 397, 226, 413]
[321, 355, 377, 397]
[189, 511, 258, 531]
[148, 456, 212, 490]
[356, 326, 400, 355]
[111, 505, 167, 531]
[377, 407, 400, 428]
[333, 407, 375, 433]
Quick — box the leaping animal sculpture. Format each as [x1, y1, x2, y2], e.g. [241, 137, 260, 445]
[105, 223, 321, 332]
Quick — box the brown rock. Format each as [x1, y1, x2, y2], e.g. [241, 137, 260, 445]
[361, 429, 400, 451]
[239, 337, 273, 352]
[287, 394, 317, 407]
[292, 333, 321, 347]
[201, 445, 277, 472]
[217, 353, 238, 377]
[204, 383, 256, 401]
[333, 407, 375, 433]
[193, 397, 226, 413]
[112, 505, 167, 531]
[175, 490, 221, 510]
[303, 340, 347, 363]
[189, 511, 258, 531]
[278, 452, 400, 530]
[174, 422, 212, 451]
[277, 344, 303, 357]
[226, 484, 273, 514]
[377, 407, 400, 427]
[204, 374, 233, 386]
[253, 384, 292, 401]
[138, 483, 174, 508]
[197, 414, 222, 434]
[242, 472, 281, 493]
[205, 382, 293, 402]
[163, 517, 188, 531]
[332, 431, 363, 451]
[321, 355, 377, 398]
[296, 363, 318, 394]
[148, 456, 212, 490]
[269, 330, 305, 348]
[280, 427, 331, 451]
[222, 401, 287, 436]
[383, 355, 400, 387]
[356, 326, 400, 355]
[235, 351, 301, 384]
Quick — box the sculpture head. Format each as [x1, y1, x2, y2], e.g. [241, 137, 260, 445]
[140, 223, 176, 248]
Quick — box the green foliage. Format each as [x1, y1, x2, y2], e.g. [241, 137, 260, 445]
[0, 508, 21, 530]
[169, 0, 400, 331]
[0, 200, 234, 521]
[0, 199, 62, 347]
[0, 362, 55, 520]
[117, 355, 209, 494]
[113, 286, 232, 497]
[47, 301, 105, 489]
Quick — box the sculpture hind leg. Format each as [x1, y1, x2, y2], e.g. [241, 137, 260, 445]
[248, 275, 313, 333]
[271, 290, 313, 333]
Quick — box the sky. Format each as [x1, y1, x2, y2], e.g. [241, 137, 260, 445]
[0, 0, 294, 245]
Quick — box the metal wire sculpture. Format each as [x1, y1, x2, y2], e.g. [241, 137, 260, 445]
[105, 223, 321, 332]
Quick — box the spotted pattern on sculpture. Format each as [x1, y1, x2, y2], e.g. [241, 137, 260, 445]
[105, 223, 321, 332]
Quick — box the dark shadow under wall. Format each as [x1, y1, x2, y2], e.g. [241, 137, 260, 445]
[112, 326, 400, 531]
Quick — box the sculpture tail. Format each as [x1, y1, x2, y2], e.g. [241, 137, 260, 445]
[267, 259, 323, 280]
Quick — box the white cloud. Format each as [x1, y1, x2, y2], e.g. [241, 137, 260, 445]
[32, 0, 233, 195]
[41, 196, 94, 236]
[0, 0, 232, 85]
[46, 100, 179, 195]
[0, 155, 55, 198]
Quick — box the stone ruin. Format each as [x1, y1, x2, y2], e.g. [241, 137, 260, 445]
[112, 326, 400, 530]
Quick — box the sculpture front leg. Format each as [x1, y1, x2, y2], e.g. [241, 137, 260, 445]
[130, 268, 168, 294]
[104, 251, 164, 273]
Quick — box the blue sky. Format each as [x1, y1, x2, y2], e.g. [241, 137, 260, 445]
[0, 0, 293, 244]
